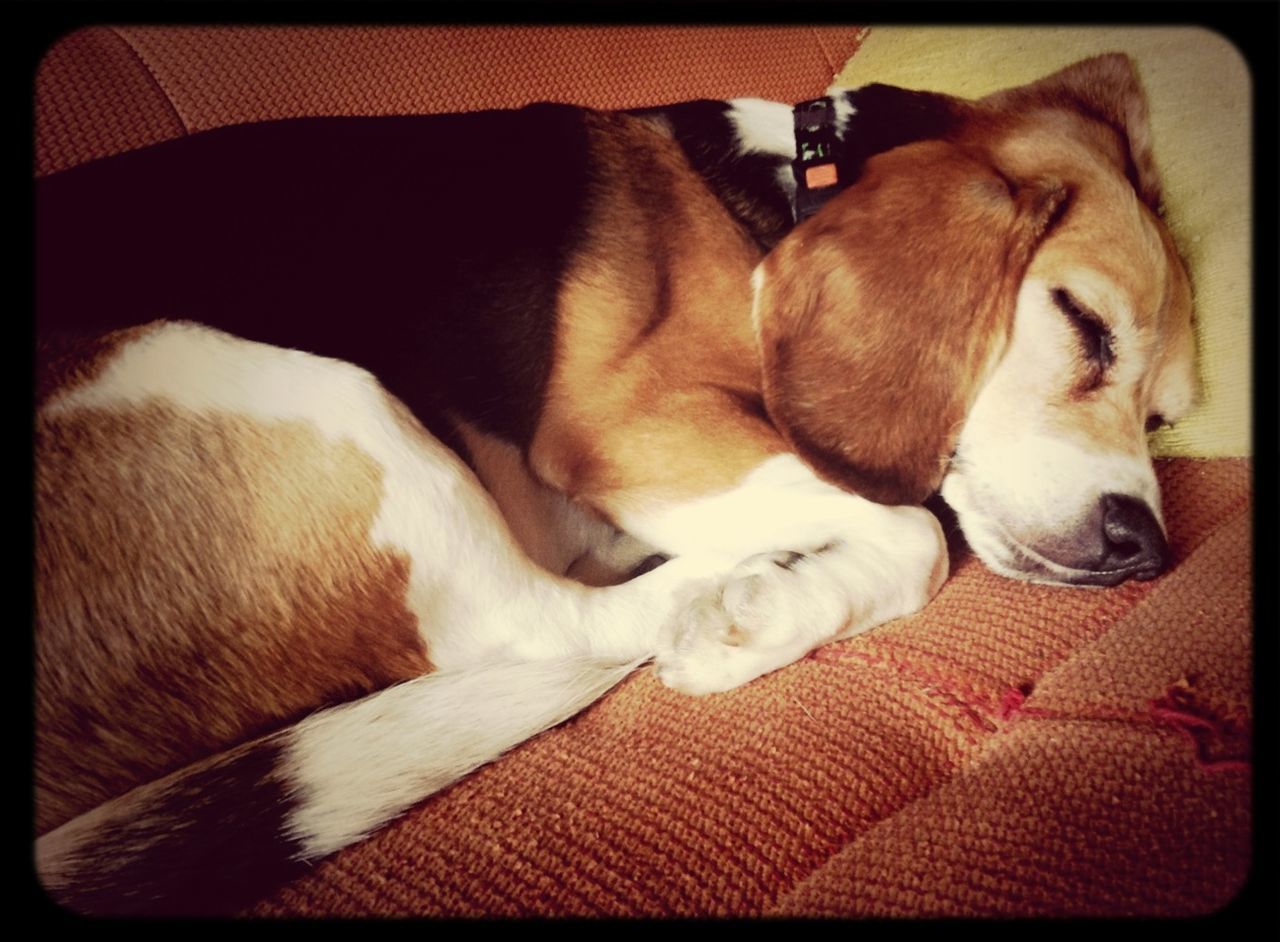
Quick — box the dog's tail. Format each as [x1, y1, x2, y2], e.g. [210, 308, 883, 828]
[36, 657, 639, 916]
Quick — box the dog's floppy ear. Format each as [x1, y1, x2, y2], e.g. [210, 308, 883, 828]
[755, 139, 1069, 505]
[982, 53, 1162, 212]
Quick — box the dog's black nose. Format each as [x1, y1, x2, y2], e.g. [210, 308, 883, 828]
[1096, 493, 1169, 582]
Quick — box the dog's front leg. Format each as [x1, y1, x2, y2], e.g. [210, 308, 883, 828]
[615, 453, 949, 695]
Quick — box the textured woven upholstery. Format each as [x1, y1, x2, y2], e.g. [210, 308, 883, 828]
[34, 25, 1252, 918]
[36, 25, 864, 175]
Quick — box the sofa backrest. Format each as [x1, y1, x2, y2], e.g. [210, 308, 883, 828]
[35, 25, 866, 176]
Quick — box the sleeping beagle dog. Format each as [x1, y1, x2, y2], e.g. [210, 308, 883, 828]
[34, 54, 1197, 915]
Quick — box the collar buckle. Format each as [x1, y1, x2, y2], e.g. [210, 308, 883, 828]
[792, 97, 843, 223]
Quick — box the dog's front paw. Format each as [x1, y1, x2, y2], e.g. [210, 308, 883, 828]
[654, 547, 851, 695]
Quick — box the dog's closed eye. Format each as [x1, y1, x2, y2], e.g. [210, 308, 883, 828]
[1052, 287, 1114, 389]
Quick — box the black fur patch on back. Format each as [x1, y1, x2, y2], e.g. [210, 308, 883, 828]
[37, 105, 595, 449]
[40, 736, 306, 917]
[632, 100, 795, 250]
[836, 84, 964, 181]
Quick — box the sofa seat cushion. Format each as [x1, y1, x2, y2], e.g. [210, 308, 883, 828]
[251, 458, 1251, 918]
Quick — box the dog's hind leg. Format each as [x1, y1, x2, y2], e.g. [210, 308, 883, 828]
[37, 321, 728, 915]
[42, 321, 721, 674]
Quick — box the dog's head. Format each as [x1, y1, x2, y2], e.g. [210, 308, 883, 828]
[754, 54, 1197, 586]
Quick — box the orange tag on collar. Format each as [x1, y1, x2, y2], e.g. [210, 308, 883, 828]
[805, 163, 838, 189]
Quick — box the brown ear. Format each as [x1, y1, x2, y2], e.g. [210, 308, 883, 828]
[983, 53, 1162, 212]
[756, 140, 1069, 505]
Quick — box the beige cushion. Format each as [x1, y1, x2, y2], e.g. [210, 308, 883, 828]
[833, 27, 1251, 458]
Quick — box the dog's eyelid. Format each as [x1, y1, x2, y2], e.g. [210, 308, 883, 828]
[1050, 286, 1108, 332]
[1051, 286, 1115, 370]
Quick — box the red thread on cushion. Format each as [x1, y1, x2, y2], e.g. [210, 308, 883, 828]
[997, 686, 1028, 721]
[810, 645, 995, 710]
[1148, 687, 1251, 775]
[999, 683, 1250, 774]
[813, 647, 1250, 773]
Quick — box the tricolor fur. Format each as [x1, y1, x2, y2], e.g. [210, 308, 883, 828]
[35, 55, 1197, 914]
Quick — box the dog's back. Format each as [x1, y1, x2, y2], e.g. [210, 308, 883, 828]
[36, 108, 598, 446]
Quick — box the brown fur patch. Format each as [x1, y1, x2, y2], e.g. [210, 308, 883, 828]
[755, 140, 1069, 505]
[531, 111, 787, 517]
[980, 54, 1163, 212]
[36, 401, 429, 833]
[1151, 222, 1198, 405]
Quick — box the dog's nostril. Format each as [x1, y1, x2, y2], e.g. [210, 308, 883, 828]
[1099, 493, 1169, 579]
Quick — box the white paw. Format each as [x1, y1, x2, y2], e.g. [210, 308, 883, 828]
[654, 548, 849, 696]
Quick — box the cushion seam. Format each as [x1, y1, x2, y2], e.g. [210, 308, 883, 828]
[105, 26, 190, 136]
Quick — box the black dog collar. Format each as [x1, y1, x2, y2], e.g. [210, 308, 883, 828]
[791, 97, 846, 223]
